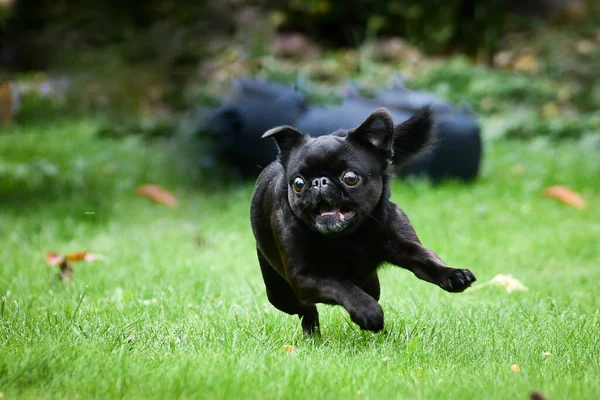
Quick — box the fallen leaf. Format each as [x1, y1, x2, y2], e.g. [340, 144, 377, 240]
[472, 274, 529, 293]
[282, 344, 294, 353]
[65, 251, 103, 263]
[543, 185, 585, 209]
[511, 364, 521, 373]
[136, 184, 177, 208]
[46, 250, 103, 283]
[46, 252, 66, 266]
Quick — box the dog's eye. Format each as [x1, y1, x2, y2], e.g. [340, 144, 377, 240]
[342, 171, 360, 186]
[292, 177, 305, 193]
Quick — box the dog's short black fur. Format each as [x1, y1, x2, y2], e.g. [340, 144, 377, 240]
[250, 107, 476, 334]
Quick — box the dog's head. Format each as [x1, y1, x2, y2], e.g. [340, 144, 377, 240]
[263, 107, 434, 236]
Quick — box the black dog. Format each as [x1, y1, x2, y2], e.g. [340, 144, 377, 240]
[250, 107, 476, 334]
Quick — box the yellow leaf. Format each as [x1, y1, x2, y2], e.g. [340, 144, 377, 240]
[282, 344, 294, 353]
[511, 364, 521, 373]
[472, 274, 528, 293]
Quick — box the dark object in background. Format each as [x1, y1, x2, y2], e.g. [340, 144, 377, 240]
[250, 107, 476, 334]
[363, 78, 483, 182]
[296, 77, 483, 182]
[204, 79, 308, 178]
[203, 77, 483, 183]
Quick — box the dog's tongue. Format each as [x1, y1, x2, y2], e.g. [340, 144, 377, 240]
[319, 206, 344, 220]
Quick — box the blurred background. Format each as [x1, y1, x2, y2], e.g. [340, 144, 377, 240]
[0, 0, 599, 190]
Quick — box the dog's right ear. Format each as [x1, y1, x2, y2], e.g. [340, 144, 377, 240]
[262, 126, 306, 154]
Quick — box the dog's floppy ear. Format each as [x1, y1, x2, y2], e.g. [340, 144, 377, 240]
[393, 106, 436, 167]
[262, 125, 306, 154]
[348, 107, 394, 160]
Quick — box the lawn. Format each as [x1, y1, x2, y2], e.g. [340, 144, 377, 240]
[1, 120, 599, 399]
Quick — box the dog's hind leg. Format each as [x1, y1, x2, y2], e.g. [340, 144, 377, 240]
[257, 249, 320, 335]
[361, 272, 381, 301]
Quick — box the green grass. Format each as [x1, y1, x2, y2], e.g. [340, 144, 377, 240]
[1, 121, 599, 399]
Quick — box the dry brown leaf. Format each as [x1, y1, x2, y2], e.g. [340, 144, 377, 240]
[46, 250, 103, 282]
[46, 252, 66, 266]
[543, 185, 585, 209]
[65, 251, 103, 263]
[136, 184, 178, 208]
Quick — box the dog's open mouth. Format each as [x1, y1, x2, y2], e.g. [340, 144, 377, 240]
[307, 202, 359, 235]
[317, 204, 356, 222]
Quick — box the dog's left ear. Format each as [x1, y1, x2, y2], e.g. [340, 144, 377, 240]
[348, 107, 394, 159]
[393, 106, 436, 167]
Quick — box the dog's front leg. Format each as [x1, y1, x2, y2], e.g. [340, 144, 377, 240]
[383, 208, 476, 292]
[290, 275, 384, 332]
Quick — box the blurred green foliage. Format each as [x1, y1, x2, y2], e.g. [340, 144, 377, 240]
[2, 0, 598, 144]
[271, 0, 507, 56]
[407, 58, 600, 140]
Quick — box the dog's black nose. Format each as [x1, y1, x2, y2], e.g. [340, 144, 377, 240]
[312, 177, 329, 188]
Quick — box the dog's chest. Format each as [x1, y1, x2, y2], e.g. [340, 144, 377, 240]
[301, 235, 383, 279]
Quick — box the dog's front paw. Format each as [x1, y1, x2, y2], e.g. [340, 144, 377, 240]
[348, 301, 384, 332]
[439, 269, 476, 293]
